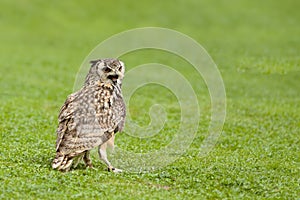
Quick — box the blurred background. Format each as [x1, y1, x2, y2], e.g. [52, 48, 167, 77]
[0, 0, 299, 98]
[0, 0, 299, 198]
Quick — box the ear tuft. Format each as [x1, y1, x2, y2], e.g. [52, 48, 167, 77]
[90, 59, 101, 66]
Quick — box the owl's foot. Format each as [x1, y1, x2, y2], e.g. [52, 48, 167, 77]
[86, 164, 94, 169]
[83, 151, 93, 169]
[108, 166, 123, 173]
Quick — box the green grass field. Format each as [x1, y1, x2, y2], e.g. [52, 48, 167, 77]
[1, 0, 299, 199]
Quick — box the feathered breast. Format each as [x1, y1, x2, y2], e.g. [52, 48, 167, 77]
[55, 82, 125, 153]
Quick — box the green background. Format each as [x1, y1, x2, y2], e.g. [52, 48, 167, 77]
[0, 0, 299, 199]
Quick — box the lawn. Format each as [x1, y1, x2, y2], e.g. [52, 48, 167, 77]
[0, 0, 299, 199]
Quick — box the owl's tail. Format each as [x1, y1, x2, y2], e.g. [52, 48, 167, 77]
[52, 152, 73, 171]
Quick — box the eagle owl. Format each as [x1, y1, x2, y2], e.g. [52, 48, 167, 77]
[52, 58, 126, 172]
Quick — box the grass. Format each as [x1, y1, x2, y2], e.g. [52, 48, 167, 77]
[0, 0, 299, 199]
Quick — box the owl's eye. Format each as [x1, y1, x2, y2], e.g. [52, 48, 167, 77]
[103, 67, 111, 73]
[118, 66, 123, 71]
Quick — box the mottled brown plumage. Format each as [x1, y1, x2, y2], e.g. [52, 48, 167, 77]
[52, 58, 126, 172]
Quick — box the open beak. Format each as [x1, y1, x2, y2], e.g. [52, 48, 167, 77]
[107, 74, 119, 81]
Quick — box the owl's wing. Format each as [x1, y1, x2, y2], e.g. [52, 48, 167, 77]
[113, 95, 126, 133]
[55, 91, 80, 151]
[55, 86, 117, 154]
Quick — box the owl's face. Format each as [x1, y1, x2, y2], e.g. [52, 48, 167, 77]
[89, 58, 125, 85]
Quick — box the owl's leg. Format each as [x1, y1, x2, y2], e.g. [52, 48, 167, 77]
[98, 142, 122, 173]
[98, 143, 111, 168]
[83, 150, 93, 168]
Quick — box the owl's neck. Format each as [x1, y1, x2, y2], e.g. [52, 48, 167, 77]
[84, 73, 97, 86]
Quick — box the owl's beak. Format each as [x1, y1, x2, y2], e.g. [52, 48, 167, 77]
[107, 74, 119, 82]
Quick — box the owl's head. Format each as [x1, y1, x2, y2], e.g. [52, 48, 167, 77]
[86, 58, 125, 86]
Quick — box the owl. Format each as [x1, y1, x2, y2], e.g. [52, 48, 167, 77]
[52, 58, 126, 172]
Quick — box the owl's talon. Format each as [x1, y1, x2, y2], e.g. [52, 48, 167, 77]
[87, 164, 94, 169]
[108, 167, 114, 172]
[108, 167, 122, 173]
[88, 166, 96, 171]
[113, 168, 123, 173]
